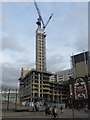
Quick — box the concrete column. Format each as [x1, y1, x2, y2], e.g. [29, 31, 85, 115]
[33, 72, 35, 80]
[57, 93, 59, 102]
[41, 74, 43, 98]
[84, 51, 88, 75]
[60, 92, 62, 103]
[38, 73, 40, 98]
[47, 94, 49, 102]
[31, 92, 33, 102]
[53, 87, 54, 101]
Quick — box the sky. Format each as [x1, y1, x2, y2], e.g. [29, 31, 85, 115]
[1, 0, 88, 88]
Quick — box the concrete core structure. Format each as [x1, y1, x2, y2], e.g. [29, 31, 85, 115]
[36, 28, 46, 71]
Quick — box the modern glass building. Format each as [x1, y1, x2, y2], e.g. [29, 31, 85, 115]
[71, 51, 89, 78]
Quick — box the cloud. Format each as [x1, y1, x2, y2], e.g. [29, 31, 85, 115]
[74, 27, 88, 52]
[46, 2, 88, 54]
[2, 36, 25, 52]
[2, 61, 35, 88]
[2, 48, 35, 67]
[2, 0, 89, 2]
[2, 62, 20, 88]
[69, 3, 88, 52]
[47, 54, 68, 72]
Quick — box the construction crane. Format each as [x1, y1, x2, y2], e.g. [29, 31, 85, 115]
[34, 0, 53, 30]
[43, 13, 53, 29]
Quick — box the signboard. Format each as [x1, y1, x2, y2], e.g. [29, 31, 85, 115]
[74, 78, 88, 100]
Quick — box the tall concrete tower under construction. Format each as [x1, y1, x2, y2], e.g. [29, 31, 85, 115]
[34, 0, 53, 71]
[36, 28, 46, 71]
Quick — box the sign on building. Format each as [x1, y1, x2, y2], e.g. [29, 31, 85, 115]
[74, 78, 88, 100]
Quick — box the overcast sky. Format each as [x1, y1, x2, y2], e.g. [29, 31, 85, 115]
[1, 0, 88, 88]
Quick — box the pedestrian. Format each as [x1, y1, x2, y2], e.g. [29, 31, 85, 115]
[78, 104, 80, 111]
[60, 105, 63, 113]
[45, 106, 50, 116]
[51, 105, 58, 118]
[34, 102, 38, 111]
[84, 105, 88, 113]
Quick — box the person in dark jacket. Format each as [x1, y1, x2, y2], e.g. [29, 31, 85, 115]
[51, 105, 58, 118]
[60, 105, 63, 113]
[45, 106, 50, 116]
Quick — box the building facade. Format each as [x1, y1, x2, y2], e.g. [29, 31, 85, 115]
[36, 28, 46, 71]
[21, 67, 31, 77]
[49, 74, 56, 82]
[71, 51, 89, 78]
[49, 69, 72, 83]
[19, 69, 69, 104]
[55, 69, 73, 83]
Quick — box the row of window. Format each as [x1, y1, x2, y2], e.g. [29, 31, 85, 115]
[72, 52, 88, 64]
[37, 57, 45, 60]
[37, 56, 46, 60]
[37, 34, 45, 39]
[37, 52, 45, 55]
[37, 38, 45, 42]
[32, 89, 67, 94]
[37, 42, 44, 45]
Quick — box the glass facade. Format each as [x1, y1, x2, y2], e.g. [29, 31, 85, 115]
[71, 51, 88, 64]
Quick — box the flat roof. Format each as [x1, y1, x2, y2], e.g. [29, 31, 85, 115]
[19, 68, 53, 80]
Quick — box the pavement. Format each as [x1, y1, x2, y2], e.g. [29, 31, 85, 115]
[1, 102, 89, 118]
[2, 108, 88, 118]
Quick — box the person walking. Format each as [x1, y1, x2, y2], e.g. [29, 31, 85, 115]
[60, 105, 63, 113]
[45, 106, 50, 116]
[34, 102, 39, 112]
[51, 105, 58, 118]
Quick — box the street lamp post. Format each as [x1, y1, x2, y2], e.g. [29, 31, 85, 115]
[7, 89, 10, 110]
[72, 95, 74, 118]
[70, 92, 74, 118]
[69, 77, 75, 118]
[60, 92, 62, 104]
[15, 89, 17, 110]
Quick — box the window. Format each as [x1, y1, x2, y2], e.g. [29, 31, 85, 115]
[73, 52, 88, 64]
[35, 93, 38, 97]
[35, 76, 38, 79]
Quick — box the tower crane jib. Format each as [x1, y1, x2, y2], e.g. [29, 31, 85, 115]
[34, 0, 44, 28]
[43, 13, 53, 29]
[34, 0, 53, 30]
